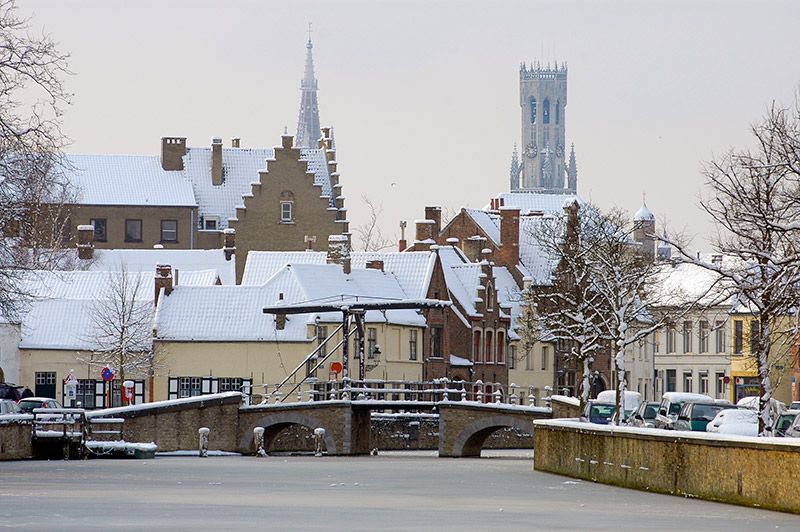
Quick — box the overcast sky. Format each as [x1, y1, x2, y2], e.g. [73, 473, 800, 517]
[21, 0, 800, 249]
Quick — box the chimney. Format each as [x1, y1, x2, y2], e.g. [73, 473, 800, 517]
[414, 219, 436, 251]
[154, 264, 173, 306]
[160, 136, 187, 171]
[327, 234, 351, 274]
[398, 221, 408, 252]
[211, 138, 223, 185]
[231, 137, 240, 148]
[498, 206, 520, 268]
[424, 206, 442, 237]
[463, 236, 486, 262]
[76, 224, 94, 260]
[366, 260, 384, 272]
[223, 228, 235, 261]
[281, 133, 293, 149]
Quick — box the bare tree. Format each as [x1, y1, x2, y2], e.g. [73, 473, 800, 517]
[523, 202, 609, 409]
[83, 268, 157, 385]
[666, 102, 800, 433]
[353, 195, 394, 252]
[0, 0, 72, 320]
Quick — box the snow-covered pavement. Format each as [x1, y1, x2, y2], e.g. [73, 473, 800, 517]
[0, 450, 795, 529]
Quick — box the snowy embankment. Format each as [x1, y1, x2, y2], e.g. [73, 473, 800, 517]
[86, 392, 244, 418]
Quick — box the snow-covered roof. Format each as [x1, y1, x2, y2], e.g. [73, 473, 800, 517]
[518, 216, 559, 286]
[182, 147, 273, 229]
[18, 270, 154, 300]
[155, 263, 425, 343]
[299, 147, 335, 205]
[493, 266, 523, 340]
[463, 209, 501, 245]
[449, 354, 473, 367]
[485, 192, 580, 215]
[19, 298, 100, 350]
[65, 154, 197, 207]
[241, 251, 438, 300]
[651, 259, 733, 307]
[634, 202, 655, 222]
[88, 248, 235, 285]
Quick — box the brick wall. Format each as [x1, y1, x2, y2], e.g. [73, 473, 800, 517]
[0, 420, 33, 460]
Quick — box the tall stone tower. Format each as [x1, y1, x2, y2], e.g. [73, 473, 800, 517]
[511, 62, 576, 194]
[295, 32, 321, 149]
[633, 199, 656, 262]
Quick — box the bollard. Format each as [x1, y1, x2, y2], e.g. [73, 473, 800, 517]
[253, 427, 266, 457]
[198, 427, 210, 458]
[313, 428, 326, 457]
[461, 386, 467, 402]
[494, 390, 502, 404]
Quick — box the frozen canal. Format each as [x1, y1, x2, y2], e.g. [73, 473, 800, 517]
[0, 450, 796, 530]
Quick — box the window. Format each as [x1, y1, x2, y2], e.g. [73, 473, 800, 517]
[431, 326, 443, 358]
[525, 349, 532, 370]
[715, 321, 725, 353]
[60, 217, 71, 242]
[508, 345, 516, 369]
[555, 100, 560, 124]
[35, 371, 56, 399]
[486, 284, 494, 311]
[90, 218, 107, 242]
[666, 326, 676, 353]
[76, 379, 96, 409]
[218, 377, 243, 392]
[541, 346, 549, 371]
[543, 99, 550, 124]
[179, 377, 202, 398]
[682, 321, 693, 353]
[202, 217, 218, 230]
[749, 320, 760, 354]
[699, 372, 709, 395]
[529, 97, 537, 124]
[653, 330, 660, 353]
[409, 329, 418, 361]
[473, 330, 482, 363]
[496, 331, 505, 364]
[280, 201, 293, 222]
[161, 220, 178, 243]
[666, 369, 676, 392]
[316, 326, 328, 358]
[485, 331, 494, 364]
[716, 372, 725, 397]
[733, 320, 743, 354]
[683, 372, 693, 393]
[699, 320, 708, 353]
[367, 327, 378, 359]
[125, 219, 142, 242]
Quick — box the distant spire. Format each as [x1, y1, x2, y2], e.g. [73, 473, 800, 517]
[510, 144, 521, 192]
[567, 143, 578, 193]
[295, 26, 321, 149]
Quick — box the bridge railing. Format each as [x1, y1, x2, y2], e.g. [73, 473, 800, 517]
[242, 379, 551, 408]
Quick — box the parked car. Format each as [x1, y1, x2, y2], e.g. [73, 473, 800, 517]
[579, 401, 616, 425]
[16, 397, 62, 413]
[0, 383, 23, 401]
[772, 410, 799, 437]
[706, 408, 758, 436]
[736, 395, 786, 415]
[628, 401, 660, 428]
[674, 402, 733, 432]
[596, 390, 642, 423]
[789, 401, 800, 411]
[654, 392, 715, 430]
[0, 399, 20, 416]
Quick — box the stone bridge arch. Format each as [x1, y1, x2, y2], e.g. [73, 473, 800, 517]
[443, 414, 534, 458]
[239, 411, 337, 455]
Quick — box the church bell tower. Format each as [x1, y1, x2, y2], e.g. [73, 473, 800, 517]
[512, 62, 575, 194]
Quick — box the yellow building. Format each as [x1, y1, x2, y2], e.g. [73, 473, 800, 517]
[729, 313, 793, 404]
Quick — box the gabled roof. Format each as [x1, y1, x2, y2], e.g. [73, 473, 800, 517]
[65, 154, 197, 207]
[518, 216, 559, 286]
[463, 209, 500, 245]
[155, 263, 425, 343]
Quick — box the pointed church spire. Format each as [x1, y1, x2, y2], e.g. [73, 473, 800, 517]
[567, 143, 578, 193]
[295, 25, 322, 149]
[510, 144, 521, 192]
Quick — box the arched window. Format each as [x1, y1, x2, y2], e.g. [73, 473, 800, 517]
[543, 99, 550, 124]
[473, 330, 483, 363]
[496, 331, 505, 364]
[555, 100, 560, 125]
[529, 97, 537, 124]
[486, 283, 494, 311]
[485, 330, 494, 364]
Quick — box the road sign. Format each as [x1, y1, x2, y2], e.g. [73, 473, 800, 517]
[101, 367, 114, 382]
[330, 362, 342, 375]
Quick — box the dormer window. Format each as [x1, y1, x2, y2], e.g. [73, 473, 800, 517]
[202, 217, 218, 230]
[281, 201, 293, 223]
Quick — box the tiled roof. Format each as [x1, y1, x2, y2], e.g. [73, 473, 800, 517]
[485, 192, 580, 215]
[241, 251, 326, 285]
[299, 147, 335, 205]
[518, 216, 559, 286]
[65, 154, 197, 207]
[19, 298, 100, 350]
[463, 209, 500, 245]
[89, 248, 234, 285]
[182, 147, 273, 229]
